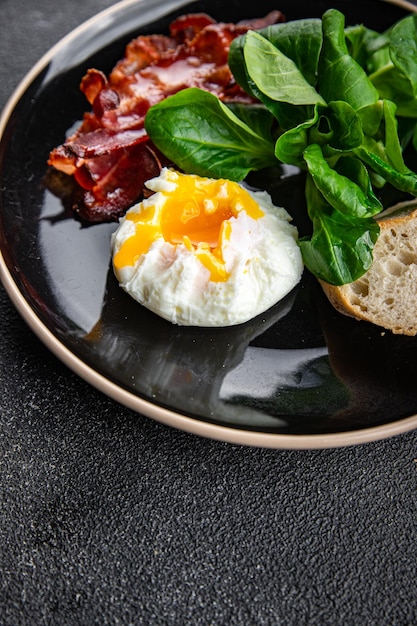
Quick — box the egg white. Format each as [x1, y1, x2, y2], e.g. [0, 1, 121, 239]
[111, 168, 303, 326]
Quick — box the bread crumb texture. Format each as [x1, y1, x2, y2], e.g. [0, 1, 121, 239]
[320, 209, 417, 336]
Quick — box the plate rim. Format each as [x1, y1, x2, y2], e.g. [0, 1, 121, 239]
[1, 0, 417, 449]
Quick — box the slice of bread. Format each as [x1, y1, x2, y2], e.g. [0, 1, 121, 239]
[320, 203, 417, 336]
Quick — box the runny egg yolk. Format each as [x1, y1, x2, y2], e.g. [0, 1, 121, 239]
[113, 172, 264, 282]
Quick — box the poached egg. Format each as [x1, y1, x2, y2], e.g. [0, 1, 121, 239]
[111, 168, 303, 326]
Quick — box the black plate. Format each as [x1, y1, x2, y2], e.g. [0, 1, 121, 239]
[1, 0, 417, 448]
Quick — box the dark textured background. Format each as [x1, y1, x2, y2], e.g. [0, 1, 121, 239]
[1, 1, 417, 624]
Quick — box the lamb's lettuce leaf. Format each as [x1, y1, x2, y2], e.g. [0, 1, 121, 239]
[243, 31, 326, 106]
[145, 88, 276, 180]
[303, 144, 382, 219]
[299, 176, 380, 284]
[318, 9, 379, 111]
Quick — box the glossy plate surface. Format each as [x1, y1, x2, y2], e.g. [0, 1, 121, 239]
[1, 0, 417, 448]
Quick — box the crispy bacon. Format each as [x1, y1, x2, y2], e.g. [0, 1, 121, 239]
[48, 11, 285, 223]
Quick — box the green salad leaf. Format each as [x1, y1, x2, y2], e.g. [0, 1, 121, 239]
[303, 144, 382, 219]
[228, 18, 323, 98]
[299, 175, 380, 284]
[318, 9, 379, 111]
[145, 88, 276, 180]
[243, 31, 326, 106]
[145, 9, 417, 286]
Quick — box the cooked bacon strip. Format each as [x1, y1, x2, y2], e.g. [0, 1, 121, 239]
[75, 143, 168, 222]
[70, 128, 147, 158]
[48, 11, 285, 222]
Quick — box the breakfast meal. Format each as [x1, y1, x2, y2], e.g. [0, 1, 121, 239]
[47, 7, 417, 332]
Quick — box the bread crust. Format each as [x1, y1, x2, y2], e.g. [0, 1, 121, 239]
[319, 206, 417, 336]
